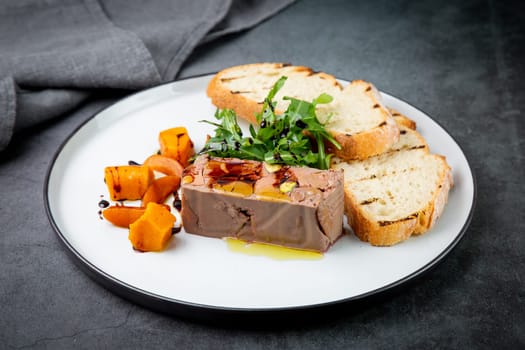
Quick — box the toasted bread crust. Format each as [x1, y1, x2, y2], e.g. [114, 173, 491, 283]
[413, 155, 453, 234]
[206, 63, 398, 160]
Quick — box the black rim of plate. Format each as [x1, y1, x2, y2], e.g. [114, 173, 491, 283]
[43, 73, 477, 325]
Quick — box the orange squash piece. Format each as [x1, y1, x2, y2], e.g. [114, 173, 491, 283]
[128, 202, 176, 252]
[103, 205, 146, 228]
[158, 127, 194, 166]
[104, 165, 154, 201]
[142, 175, 181, 205]
[143, 154, 184, 178]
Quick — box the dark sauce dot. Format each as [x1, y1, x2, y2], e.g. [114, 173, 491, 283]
[260, 120, 267, 128]
[98, 210, 103, 220]
[128, 160, 141, 166]
[98, 199, 110, 208]
[173, 199, 182, 212]
[172, 226, 182, 235]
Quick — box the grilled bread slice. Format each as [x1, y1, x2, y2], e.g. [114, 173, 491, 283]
[206, 63, 399, 160]
[331, 123, 453, 246]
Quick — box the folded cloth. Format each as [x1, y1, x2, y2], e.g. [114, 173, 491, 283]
[0, 0, 294, 151]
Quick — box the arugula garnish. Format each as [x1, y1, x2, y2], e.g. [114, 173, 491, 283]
[198, 76, 341, 170]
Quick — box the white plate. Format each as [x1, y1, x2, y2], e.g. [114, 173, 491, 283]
[45, 74, 475, 315]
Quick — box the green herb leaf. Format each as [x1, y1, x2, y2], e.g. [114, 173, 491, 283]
[198, 76, 341, 169]
[312, 93, 333, 106]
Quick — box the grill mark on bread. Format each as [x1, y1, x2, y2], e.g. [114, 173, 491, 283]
[341, 122, 393, 136]
[378, 214, 417, 227]
[373, 104, 380, 109]
[230, 90, 253, 94]
[400, 130, 407, 135]
[408, 145, 426, 150]
[354, 164, 424, 182]
[352, 174, 379, 182]
[220, 76, 245, 82]
[360, 197, 380, 205]
[345, 143, 430, 181]
[389, 145, 426, 153]
[365, 86, 372, 92]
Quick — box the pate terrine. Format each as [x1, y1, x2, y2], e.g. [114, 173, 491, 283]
[180, 155, 344, 252]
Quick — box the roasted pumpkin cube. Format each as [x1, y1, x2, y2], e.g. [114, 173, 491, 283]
[142, 175, 181, 205]
[159, 127, 194, 166]
[104, 165, 154, 201]
[103, 205, 146, 228]
[128, 202, 176, 252]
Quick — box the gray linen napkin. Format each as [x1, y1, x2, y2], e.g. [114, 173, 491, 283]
[0, 0, 294, 151]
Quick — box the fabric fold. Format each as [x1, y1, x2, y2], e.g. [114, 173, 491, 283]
[0, 77, 16, 151]
[0, 0, 295, 151]
[203, 0, 296, 44]
[98, 0, 234, 81]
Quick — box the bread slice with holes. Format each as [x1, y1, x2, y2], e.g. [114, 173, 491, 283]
[331, 121, 453, 246]
[207, 63, 399, 160]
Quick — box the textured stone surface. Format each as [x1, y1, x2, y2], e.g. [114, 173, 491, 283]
[1, 0, 523, 348]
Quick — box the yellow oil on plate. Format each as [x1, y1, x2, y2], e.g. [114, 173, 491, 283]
[224, 238, 323, 261]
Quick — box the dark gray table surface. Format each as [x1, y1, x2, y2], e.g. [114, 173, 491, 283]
[1, 0, 523, 348]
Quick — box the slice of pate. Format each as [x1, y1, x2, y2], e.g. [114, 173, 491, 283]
[180, 155, 344, 252]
